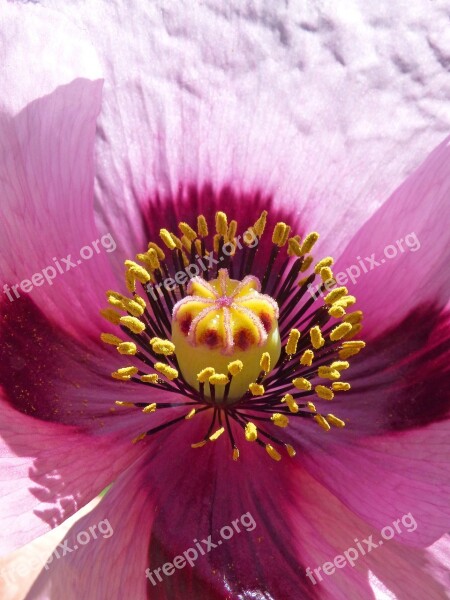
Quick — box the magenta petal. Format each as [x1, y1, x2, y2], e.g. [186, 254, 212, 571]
[0, 79, 119, 346]
[334, 135, 450, 336]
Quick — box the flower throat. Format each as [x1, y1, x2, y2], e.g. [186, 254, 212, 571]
[101, 210, 365, 461]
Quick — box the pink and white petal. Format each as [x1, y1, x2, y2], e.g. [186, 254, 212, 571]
[0, 5, 101, 115]
[288, 468, 450, 600]
[0, 79, 120, 348]
[0, 395, 146, 554]
[33, 0, 450, 265]
[334, 135, 450, 336]
[0, 498, 100, 600]
[298, 418, 450, 549]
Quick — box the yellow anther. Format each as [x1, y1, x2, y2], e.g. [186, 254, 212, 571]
[125, 269, 137, 293]
[185, 409, 196, 420]
[179, 222, 197, 241]
[328, 305, 346, 318]
[334, 295, 356, 309]
[111, 366, 138, 381]
[314, 257, 334, 274]
[191, 440, 207, 448]
[141, 374, 159, 384]
[343, 311, 363, 325]
[300, 255, 314, 272]
[249, 383, 265, 396]
[298, 277, 309, 287]
[339, 348, 360, 359]
[197, 367, 216, 383]
[320, 266, 334, 283]
[300, 349, 314, 366]
[100, 333, 122, 346]
[154, 363, 179, 380]
[300, 232, 319, 254]
[292, 377, 312, 391]
[280, 225, 291, 246]
[228, 360, 244, 376]
[132, 433, 147, 444]
[324, 286, 348, 305]
[285, 444, 296, 457]
[107, 291, 145, 317]
[209, 374, 229, 386]
[160, 228, 177, 250]
[142, 403, 157, 414]
[314, 414, 331, 431]
[310, 326, 325, 349]
[315, 385, 334, 400]
[332, 382, 351, 391]
[134, 295, 147, 310]
[228, 220, 238, 241]
[330, 322, 353, 341]
[271, 413, 289, 428]
[286, 329, 301, 355]
[148, 241, 166, 260]
[330, 360, 350, 371]
[181, 235, 193, 251]
[342, 340, 365, 349]
[272, 222, 287, 246]
[209, 427, 225, 441]
[260, 352, 271, 373]
[150, 338, 176, 355]
[245, 422, 258, 442]
[287, 238, 302, 257]
[117, 342, 137, 355]
[232, 447, 240, 461]
[120, 316, 146, 334]
[125, 260, 151, 284]
[147, 248, 161, 270]
[326, 414, 346, 428]
[253, 211, 268, 238]
[265, 444, 282, 461]
[215, 211, 228, 236]
[281, 393, 299, 413]
[306, 401, 316, 412]
[197, 215, 209, 237]
[100, 308, 122, 325]
[213, 233, 221, 253]
[344, 323, 362, 339]
[115, 401, 135, 407]
[317, 366, 341, 380]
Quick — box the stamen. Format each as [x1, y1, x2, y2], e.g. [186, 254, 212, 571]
[102, 209, 365, 462]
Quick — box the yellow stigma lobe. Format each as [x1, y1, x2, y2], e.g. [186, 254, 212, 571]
[172, 269, 281, 401]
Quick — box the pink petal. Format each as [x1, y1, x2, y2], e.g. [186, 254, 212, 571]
[334, 135, 450, 336]
[0, 79, 119, 347]
[0, 5, 101, 114]
[298, 419, 450, 549]
[45, 1, 450, 263]
[287, 468, 450, 600]
[0, 396, 146, 554]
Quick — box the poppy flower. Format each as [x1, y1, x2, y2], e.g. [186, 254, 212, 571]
[1, 76, 449, 599]
[1, 3, 450, 600]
